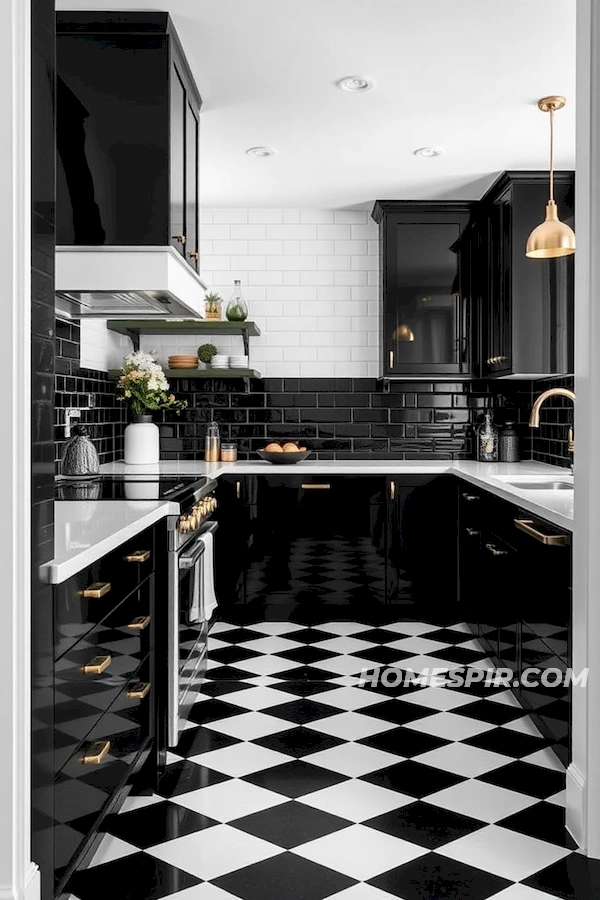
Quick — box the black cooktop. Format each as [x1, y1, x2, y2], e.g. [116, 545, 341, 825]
[55, 474, 210, 502]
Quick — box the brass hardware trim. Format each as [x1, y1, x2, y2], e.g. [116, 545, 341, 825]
[82, 655, 112, 675]
[172, 234, 187, 244]
[466, 527, 480, 536]
[462, 493, 480, 502]
[236, 480, 241, 499]
[390, 480, 396, 500]
[389, 350, 394, 369]
[82, 740, 111, 765]
[79, 582, 111, 599]
[127, 681, 151, 700]
[124, 550, 150, 563]
[127, 615, 151, 631]
[514, 519, 569, 546]
[486, 542, 508, 557]
[301, 483, 331, 490]
[187, 251, 199, 260]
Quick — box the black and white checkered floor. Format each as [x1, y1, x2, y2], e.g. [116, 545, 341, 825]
[68, 621, 600, 900]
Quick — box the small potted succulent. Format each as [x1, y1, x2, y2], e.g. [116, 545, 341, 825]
[198, 343, 218, 369]
[204, 292, 223, 320]
[117, 350, 187, 465]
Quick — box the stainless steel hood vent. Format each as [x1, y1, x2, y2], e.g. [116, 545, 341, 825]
[55, 245, 208, 319]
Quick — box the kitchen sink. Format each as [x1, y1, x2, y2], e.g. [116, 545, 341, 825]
[504, 480, 573, 491]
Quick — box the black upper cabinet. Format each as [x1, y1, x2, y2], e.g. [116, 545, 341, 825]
[478, 171, 574, 378]
[56, 12, 202, 272]
[372, 202, 473, 377]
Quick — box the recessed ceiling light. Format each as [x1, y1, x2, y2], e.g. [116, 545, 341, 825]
[337, 75, 374, 93]
[413, 147, 444, 158]
[246, 146, 277, 158]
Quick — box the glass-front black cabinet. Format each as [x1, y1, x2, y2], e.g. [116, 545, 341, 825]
[56, 12, 202, 272]
[372, 202, 473, 377]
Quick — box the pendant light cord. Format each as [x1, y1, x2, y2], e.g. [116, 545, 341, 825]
[549, 107, 555, 203]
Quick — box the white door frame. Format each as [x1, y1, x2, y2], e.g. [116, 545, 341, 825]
[0, 1, 39, 899]
[568, 0, 600, 856]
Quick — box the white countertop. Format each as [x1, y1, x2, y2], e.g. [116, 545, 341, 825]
[43, 458, 574, 585]
[100, 458, 574, 531]
[41, 499, 179, 584]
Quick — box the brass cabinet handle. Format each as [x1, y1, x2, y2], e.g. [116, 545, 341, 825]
[127, 615, 151, 631]
[236, 480, 241, 499]
[82, 655, 112, 675]
[497, 356, 506, 363]
[82, 740, 111, 765]
[127, 681, 151, 700]
[187, 251, 199, 260]
[172, 234, 187, 244]
[79, 582, 111, 599]
[466, 527, 480, 536]
[486, 542, 508, 557]
[514, 519, 569, 546]
[301, 483, 331, 490]
[389, 350, 394, 369]
[390, 480, 396, 500]
[124, 550, 150, 563]
[462, 493, 480, 502]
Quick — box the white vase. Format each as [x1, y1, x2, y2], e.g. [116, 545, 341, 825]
[124, 415, 160, 465]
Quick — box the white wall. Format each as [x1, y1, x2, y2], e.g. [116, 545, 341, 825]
[80, 208, 380, 377]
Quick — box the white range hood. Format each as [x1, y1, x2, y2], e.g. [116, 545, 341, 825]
[55, 245, 208, 319]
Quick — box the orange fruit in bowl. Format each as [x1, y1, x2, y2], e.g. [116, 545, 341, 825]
[283, 442, 300, 452]
[265, 442, 283, 452]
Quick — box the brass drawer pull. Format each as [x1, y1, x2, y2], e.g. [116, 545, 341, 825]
[127, 615, 151, 631]
[79, 582, 111, 599]
[236, 480, 241, 499]
[82, 655, 112, 675]
[172, 233, 187, 244]
[514, 519, 569, 546]
[82, 740, 111, 765]
[127, 681, 151, 700]
[187, 251, 199, 260]
[466, 527, 480, 536]
[301, 483, 331, 490]
[124, 550, 151, 563]
[389, 350, 394, 369]
[486, 542, 508, 557]
[390, 480, 396, 500]
[462, 493, 480, 502]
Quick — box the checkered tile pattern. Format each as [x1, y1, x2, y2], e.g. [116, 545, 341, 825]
[67, 621, 593, 900]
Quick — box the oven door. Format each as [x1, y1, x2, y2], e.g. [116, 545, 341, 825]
[168, 523, 216, 747]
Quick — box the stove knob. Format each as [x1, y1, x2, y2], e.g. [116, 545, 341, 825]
[178, 516, 187, 533]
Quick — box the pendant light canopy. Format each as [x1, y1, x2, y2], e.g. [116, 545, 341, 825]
[526, 96, 576, 259]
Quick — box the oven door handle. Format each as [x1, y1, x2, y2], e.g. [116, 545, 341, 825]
[179, 521, 218, 569]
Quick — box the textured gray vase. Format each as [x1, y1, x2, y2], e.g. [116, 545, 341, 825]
[61, 426, 100, 476]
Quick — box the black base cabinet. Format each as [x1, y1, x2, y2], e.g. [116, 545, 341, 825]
[457, 481, 572, 765]
[44, 524, 161, 897]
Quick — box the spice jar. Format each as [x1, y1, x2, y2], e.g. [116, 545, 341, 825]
[221, 442, 238, 462]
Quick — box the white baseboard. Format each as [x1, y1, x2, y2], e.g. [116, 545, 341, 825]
[0, 863, 40, 900]
[566, 762, 586, 849]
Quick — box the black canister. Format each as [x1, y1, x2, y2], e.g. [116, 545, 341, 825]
[499, 421, 520, 462]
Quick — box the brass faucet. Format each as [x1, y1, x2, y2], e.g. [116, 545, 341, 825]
[529, 388, 576, 458]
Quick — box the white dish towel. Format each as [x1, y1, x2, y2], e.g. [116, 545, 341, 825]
[200, 530, 218, 622]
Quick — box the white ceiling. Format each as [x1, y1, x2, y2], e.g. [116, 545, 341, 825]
[57, 0, 576, 208]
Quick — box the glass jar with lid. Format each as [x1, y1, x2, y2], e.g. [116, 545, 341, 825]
[220, 442, 238, 462]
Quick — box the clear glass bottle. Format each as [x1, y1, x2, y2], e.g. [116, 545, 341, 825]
[205, 422, 221, 462]
[477, 410, 499, 462]
[226, 280, 248, 322]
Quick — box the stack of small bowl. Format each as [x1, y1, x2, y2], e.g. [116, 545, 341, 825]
[229, 354, 249, 369]
[211, 354, 229, 370]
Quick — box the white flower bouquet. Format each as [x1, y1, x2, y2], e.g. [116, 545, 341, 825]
[117, 350, 187, 416]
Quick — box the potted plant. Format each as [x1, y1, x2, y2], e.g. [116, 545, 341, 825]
[117, 350, 187, 465]
[204, 292, 223, 320]
[198, 343, 218, 368]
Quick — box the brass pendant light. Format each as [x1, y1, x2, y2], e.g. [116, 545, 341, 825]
[526, 96, 576, 259]
[393, 324, 415, 342]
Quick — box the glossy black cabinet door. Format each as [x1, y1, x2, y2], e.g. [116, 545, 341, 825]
[479, 172, 574, 378]
[387, 476, 458, 617]
[372, 202, 473, 377]
[215, 476, 255, 611]
[244, 476, 387, 620]
[56, 13, 201, 255]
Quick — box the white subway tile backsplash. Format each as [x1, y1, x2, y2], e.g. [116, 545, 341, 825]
[317, 316, 351, 332]
[284, 346, 317, 362]
[197, 255, 231, 271]
[300, 209, 335, 224]
[317, 224, 351, 240]
[334, 270, 368, 286]
[249, 240, 283, 255]
[229, 224, 267, 239]
[300, 301, 334, 317]
[264, 331, 300, 346]
[268, 316, 318, 332]
[229, 255, 267, 270]
[318, 255, 351, 271]
[282, 240, 301, 255]
[212, 239, 248, 255]
[300, 331, 335, 347]
[283, 271, 301, 286]
[350, 223, 378, 240]
[266, 285, 316, 301]
[266, 224, 317, 239]
[352, 285, 378, 302]
[212, 209, 248, 224]
[301, 361, 335, 376]
[334, 210, 368, 224]
[249, 271, 283, 285]
[351, 346, 379, 362]
[248, 208, 284, 224]
[199, 209, 213, 225]
[269, 255, 318, 270]
[317, 346, 351, 361]
[283, 209, 301, 224]
[300, 271, 335, 285]
[335, 240, 367, 255]
[317, 285, 351, 302]
[351, 255, 378, 271]
[300, 239, 334, 255]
